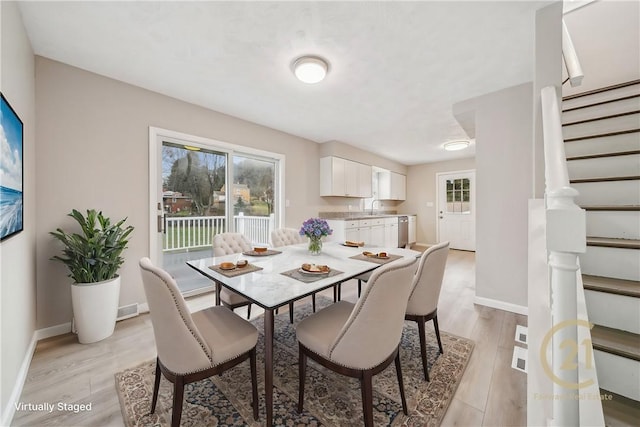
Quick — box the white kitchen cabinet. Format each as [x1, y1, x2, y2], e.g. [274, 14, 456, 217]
[370, 224, 385, 247]
[384, 217, 399, 248]
[357, 162, 373, 198]
[320, 156, 372, 197]
[377, 170, 406, 201]
[328, 218, 389, 246]
[391, 172, 406, 200]
[408, 215, 416, 244]
[345, 227, 359, 242]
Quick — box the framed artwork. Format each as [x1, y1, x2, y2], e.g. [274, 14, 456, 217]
[0, 92, 24, 241]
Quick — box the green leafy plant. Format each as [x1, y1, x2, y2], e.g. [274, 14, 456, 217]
[50, 209, 134, 283]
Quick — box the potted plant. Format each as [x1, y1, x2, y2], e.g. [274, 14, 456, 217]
[51, 209, 134, 344]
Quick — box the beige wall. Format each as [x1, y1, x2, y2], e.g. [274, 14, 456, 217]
[401, 157, 476, 244]
[475, 82, 535, 310]
[35, 57, 324, 329]
[0, 2, 37, 422]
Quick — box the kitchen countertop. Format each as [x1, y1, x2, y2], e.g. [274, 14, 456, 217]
[323, 214, 416, 221]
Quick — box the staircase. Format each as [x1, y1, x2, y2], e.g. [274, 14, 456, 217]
[562, 79, 640, 426]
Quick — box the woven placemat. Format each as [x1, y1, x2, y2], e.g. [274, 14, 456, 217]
[242, 249, 282, 256]
[281, 267, 344, 283]
[349, 253, 403, 265]
[208, 263, 263, 277]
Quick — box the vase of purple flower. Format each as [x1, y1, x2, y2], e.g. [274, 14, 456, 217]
[299, 218, 332, 255]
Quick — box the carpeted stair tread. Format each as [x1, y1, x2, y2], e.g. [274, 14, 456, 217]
[601, 389, 640, 427]
[591, 325, 640, 361]
[583, 275, 640, 298]
[587, 237, 640, 249]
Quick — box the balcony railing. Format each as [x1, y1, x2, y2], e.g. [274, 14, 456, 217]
[164, 213, 274, 251]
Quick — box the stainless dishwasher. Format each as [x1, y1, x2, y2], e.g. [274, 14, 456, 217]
[398, 216, 408, 248]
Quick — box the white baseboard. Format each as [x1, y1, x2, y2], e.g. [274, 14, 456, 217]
[474, 296, 529, 316]
[1, 306, 148, 425]
[1, 333, 37, 427]
[34, 322, 72, 341]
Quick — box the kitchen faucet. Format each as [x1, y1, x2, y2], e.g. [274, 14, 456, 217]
[370, 199, 381, 215]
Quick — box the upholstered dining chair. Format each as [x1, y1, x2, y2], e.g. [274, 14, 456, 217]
[271, 227, 306, 247]
[270, 228, 316, 323]
[296, 257, 418, 427]
[212, 232, 253, 319]
[139, 257, 259, 427]
[404, 241, 449, 381]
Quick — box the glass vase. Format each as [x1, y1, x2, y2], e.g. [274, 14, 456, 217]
[308, 236, 323, 255]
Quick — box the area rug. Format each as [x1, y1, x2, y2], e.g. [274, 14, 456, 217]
[116, 296, 474, 426]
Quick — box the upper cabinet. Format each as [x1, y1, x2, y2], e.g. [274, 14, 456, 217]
[377, 170, 406, 200]
[320, 156, 372, 198]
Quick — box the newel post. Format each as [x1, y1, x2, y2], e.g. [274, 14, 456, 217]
[546, 186, 586, 426]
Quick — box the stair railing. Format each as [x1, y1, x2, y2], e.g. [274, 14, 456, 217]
[562, 19, 584, 87]
[540, 86, 588, 425]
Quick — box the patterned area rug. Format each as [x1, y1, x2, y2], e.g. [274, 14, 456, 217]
[116, 297, 474, 426]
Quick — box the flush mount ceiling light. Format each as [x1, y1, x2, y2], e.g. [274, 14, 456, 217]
[293, 56, 328, 84]
[443, 140, 470, 151]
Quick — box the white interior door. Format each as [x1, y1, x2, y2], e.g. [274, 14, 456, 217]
[437, 170, 476, 251]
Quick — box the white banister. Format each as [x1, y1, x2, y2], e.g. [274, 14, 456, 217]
[540, 86, 591, 426]
[562, 19, 584, 88]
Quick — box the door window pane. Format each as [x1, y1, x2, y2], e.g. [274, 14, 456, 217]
[162, 142, 227, 252]
[232, 155, 276, 245]
[445, 178, 471, 214]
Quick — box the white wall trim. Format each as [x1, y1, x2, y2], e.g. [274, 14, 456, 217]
[34, 322, 72, 341]
[1, 334, 37, 427]
[474, 296, 529, 316]
[138, 302, 149, 314]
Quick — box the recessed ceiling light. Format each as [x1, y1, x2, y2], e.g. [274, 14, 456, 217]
[443, 140, 470, 151]
[293, 56, 328, 84]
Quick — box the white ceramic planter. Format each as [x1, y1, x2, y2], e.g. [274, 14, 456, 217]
[71, 276, 120, 344]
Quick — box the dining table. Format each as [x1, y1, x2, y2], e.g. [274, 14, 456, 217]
[187, 241, 420, 426]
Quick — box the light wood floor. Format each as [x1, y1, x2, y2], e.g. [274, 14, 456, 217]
[12, 249, 527, 426]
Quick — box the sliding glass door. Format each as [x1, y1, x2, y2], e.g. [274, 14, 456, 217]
[150, 128, 282, 296]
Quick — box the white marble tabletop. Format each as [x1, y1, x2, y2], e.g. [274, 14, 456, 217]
[187, 242, 420, 309]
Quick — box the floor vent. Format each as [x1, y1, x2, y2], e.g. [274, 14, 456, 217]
[117, 303, 139, 321]
[512, 346, 528, 373]
[515, 325, 528, 345]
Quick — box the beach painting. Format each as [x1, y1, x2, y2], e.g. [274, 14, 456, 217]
[0, 93, 24, 241]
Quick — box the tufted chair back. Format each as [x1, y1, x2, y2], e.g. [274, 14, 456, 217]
[406, 241, 449, 316]
[328, 257, 418, 369]
[271, 228, 306, 248]
[213, 233, 252, 256]
[139, 257, 213, 374]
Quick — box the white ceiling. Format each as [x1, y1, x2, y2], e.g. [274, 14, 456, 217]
[18, 1, 553, 165]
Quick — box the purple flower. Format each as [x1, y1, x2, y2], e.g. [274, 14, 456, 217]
[299, 218, 333, 239]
